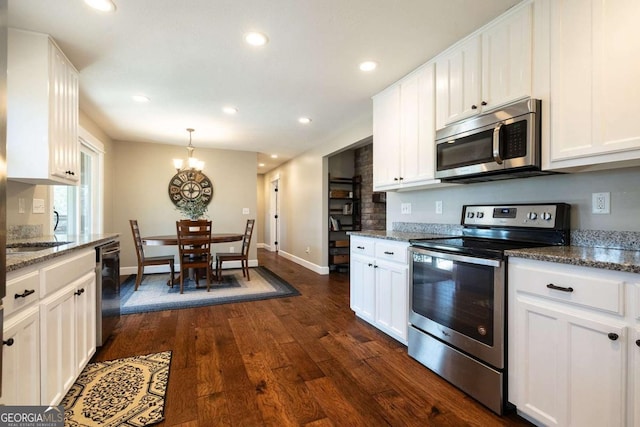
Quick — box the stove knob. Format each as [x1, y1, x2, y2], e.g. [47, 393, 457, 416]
[467, 212, 475, 219]
[527, 212, 538, 220]
[477, 212, 484, 219]
[542, 212, 553, 221]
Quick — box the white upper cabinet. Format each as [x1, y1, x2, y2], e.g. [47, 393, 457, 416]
[436, 1, 533, 129]
[373, 63, 439, 191]
[7, 28, 80, 185]
[435, 35, 482, 128]
[547, 0, 640, 170]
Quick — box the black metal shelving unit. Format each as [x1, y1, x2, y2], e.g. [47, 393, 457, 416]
[328, 175, 361, 272]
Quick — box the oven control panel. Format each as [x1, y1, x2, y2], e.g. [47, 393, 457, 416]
[462, 204, 567, 229]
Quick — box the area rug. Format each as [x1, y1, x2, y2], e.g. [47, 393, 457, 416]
[121, 266, 300, 314]
[62, 351, 172, 427]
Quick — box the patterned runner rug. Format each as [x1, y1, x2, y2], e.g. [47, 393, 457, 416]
[62, 351, 172, 427]
[120, 266, 300, 314]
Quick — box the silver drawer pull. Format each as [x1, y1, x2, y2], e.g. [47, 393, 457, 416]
[15, 289, 35, 299]
[356, 246, 365, 249]
[384, 251, 394, 255]
[546, 283, 574, 293]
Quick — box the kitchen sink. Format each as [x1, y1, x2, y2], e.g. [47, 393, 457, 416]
[6, 241, 71, 254]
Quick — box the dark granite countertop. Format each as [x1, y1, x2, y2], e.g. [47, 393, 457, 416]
[6, 233, 120, 273]
[347, 230, 459, 242]
[505, 246, 640, 274]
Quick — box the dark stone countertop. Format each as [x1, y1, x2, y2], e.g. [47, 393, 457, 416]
[505, 246, 640, 274]
[6, 233, 120, 273]
[347, 230, 458, 242]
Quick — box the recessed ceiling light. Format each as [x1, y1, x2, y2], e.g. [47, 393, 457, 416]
[359, 61, 378, 72]
[258, 163, 265, 167]
[223, 106, 238, 115]
[270, 154, 278, 159]
[131, 94, 150, 103]
[298, 117, 312, 124]
[84, 0, 116, 12]
[245, 32, 269, 47]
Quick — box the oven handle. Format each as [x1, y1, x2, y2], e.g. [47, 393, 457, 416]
[492, 122, 503, 165]
[410, 247, 502, 268]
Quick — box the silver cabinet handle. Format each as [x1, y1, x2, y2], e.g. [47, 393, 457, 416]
[493, 122, 503, 164]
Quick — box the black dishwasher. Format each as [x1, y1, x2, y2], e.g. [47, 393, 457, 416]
[96, 240, 120, 346]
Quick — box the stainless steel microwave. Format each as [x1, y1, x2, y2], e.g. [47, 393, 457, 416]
[435, 98, 550, 183]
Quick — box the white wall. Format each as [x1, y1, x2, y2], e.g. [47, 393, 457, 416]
[387, 166, 640, 231]
[261, 113, 372, 273]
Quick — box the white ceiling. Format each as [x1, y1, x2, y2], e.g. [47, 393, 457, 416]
[8, 0, 521, 172]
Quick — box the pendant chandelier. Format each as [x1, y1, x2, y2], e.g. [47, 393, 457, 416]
[173, 128, 204, 172]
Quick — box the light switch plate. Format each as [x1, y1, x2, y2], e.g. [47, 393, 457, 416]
[242, 208, 250, 215]
[32, 198, 45, 214]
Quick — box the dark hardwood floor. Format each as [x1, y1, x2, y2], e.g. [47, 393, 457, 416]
[97, 249, 531, 426]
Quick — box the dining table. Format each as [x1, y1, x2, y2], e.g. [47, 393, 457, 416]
[142, 233, 244, 285]
[142, 233, 244, 246]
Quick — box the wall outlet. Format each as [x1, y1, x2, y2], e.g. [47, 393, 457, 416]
[592, 192, 611, 214]
[435, 200, 443, 214]
[305, 246, 310, 253]
[401, 203, 412, 214]
[242, 208, 250, 215]
[18, 198, 25, 214]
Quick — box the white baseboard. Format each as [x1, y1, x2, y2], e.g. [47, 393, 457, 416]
[120, 259, 259, 276]
[277, 250, 329, 275]
[256, 242, 266, 249]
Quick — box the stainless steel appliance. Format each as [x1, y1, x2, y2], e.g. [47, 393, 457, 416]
[408, 203, 570, 414]
[96, 240, 120, 346]
[435, 98, 553, 183]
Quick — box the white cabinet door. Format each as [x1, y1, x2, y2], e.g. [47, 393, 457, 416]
[634, 327, 640, 427]
[40, 286, 76, 406]
[372, 85, 401, 190]
[514, 299, 626, 427]
[481, 2, 532, 110]
[549, 0, 640, 168]
[7, 29, 79, 185]
[350, 254, 375, 323]
[400, 63, 437, 187]
[435, 35, 482, 129]
[374, 259, 408, 343]
[1, 306, 40, 405]
[74, 272, 97, 374]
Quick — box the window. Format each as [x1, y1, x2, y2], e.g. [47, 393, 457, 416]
[52, 128, 104, 235]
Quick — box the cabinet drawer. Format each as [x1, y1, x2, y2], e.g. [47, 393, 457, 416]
[5, 270, 40, 317]
[510, 259, 625, 316]
[351, 237, 374, 257]
[375, 241, 408, 264]
[41, 250, 96, 297]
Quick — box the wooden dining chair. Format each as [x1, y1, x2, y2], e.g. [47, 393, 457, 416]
[214, 219, 255, 282]
[176, 219, 213, 293]
[130, 219, 175, 291]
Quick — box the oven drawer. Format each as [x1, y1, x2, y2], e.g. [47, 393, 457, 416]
[350, 236, 374, 257]
[375, 241, 408, 264]
[509, 258, 625, 316]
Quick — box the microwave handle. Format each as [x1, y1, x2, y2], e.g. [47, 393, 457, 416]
[493, 123, 503, 164]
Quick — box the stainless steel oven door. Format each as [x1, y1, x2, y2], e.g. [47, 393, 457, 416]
[409, 247, 505, 369]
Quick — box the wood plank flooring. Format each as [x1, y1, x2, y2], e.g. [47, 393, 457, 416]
[96, 249, 532, 426]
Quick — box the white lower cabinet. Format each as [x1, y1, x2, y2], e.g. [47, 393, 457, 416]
[2, 248, 97, 406]
[633, 326, 640, 427]
[0, 306, 40, 405]
[509, 257, 637, 427]
[350, 236, 409, 344]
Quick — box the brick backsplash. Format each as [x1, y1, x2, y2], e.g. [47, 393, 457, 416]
[355, 143, 386, 230]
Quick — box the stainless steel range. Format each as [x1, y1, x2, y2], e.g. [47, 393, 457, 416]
[408, 203, 570, 415]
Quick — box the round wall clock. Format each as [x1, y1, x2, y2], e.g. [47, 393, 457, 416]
[168, 171, 213, 206]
